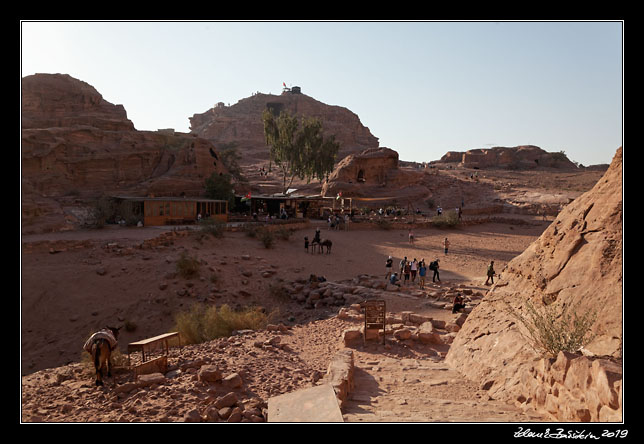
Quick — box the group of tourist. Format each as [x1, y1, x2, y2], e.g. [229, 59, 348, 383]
[383, 248, 497, 315]
[385, 256, 441, 290]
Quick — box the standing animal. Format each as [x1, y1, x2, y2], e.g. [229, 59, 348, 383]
[319, 239, 333, 254]
[83, 326, 120, 386]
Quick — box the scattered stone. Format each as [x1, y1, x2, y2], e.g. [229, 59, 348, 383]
[198, 365, 223, 383]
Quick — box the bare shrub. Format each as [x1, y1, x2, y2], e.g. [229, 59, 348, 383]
[506, 298, 598, 358]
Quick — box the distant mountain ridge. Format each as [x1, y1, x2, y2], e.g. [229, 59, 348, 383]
[437, 145, 580, 170]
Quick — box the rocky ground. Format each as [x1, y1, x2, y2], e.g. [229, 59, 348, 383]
[21, 217, 551, 423]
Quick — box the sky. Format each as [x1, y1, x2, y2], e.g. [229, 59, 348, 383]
[21, 21, 623, 167]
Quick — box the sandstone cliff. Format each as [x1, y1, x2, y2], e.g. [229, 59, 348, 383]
[189, 89, 379, 166]
[445, 147, 622, 414]
[22, 74, 227, 233]
[439, 145, 579, 170]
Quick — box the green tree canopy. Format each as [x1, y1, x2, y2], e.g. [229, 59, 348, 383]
[262, 109, 339, 194]
[205, 172, 235, 208]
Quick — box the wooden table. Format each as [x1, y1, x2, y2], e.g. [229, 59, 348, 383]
[127, 332, 180, 378]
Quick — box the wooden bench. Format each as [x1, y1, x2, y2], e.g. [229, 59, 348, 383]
[127, 332, 180, 379]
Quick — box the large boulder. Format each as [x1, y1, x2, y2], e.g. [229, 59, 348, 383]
[445, 147, 622, 402]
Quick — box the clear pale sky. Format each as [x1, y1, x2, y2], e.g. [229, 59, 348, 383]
[21, 21, 623, 166]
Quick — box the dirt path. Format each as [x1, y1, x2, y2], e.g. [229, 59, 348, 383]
[342, 342, 547, 422]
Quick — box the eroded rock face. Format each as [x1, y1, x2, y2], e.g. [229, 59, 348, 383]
[439, 145, 579, 170]
[22, 73, 135, 132]
[189, 90, 379, 166]
[445, 147, 622, 402]
[321, 147, 405, 197]
[21, 74, 227, 233]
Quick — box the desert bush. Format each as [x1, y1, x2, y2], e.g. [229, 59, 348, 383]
[275, 226, 293, 240]
[198, 218, 225, 238]
[242, 223, 259, 237]
[176, 251, 200, 279]
[431, 210, 460, 227]
[257, 227, 275, 248]
[268, 282, 291, 302]
[506, 298, 598, 358]
[172, 303, 272, 345]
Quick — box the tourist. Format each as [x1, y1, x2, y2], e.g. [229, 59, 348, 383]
[399, 256, 407, 276]
[418, 260, 427, 289]
[385, 256, 393, 280]
[410, 258, 418, 282]
[409, 229, 415, 244]
[429, 259, 440, 283]
[452, 293, 466, 313]
[403, 261, 411, 286]
[304, 236, 309, 253]
[485, 261, 496, 285]
[444, 237, 450, 255]
[390, 272, 401, 287]
[344, 213, 350, 231]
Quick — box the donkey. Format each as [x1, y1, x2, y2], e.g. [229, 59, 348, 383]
[84, 326, 120, 386]
[319, 239, 333, 254]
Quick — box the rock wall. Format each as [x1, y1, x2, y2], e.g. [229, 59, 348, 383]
[445, 147, 622, 420]
[520, 351, 622, 421]
[21, 74, 227, 233]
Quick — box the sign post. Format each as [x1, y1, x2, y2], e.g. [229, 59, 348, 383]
[363, 300, 386, 345]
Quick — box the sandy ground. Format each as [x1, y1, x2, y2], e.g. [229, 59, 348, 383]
[21, 219, 547, 375]
[20, 218, 554, 423]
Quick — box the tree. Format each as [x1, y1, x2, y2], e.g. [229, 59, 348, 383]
[262, 109, 339, 194]
[205, 172, 235, 209]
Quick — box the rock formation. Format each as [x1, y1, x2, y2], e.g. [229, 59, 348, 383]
[189, 88, 379, 166]
[22, 74, 227, 233]
[445, 147, 622, 419]
[321, 147, 494, 210]
[438, 145, 579, 170]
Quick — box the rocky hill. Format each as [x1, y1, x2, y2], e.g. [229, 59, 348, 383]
[438, 145, 579, 170]
[21, 74, 228, 233]
[445, 147, 623, 421]
[189, 88, 379, 166]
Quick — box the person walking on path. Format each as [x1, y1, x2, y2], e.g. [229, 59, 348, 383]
[485, 261, 496, 285]
[399, 256, 407, 276]
[409, 229, 415, 244]
[403, 261, 411, 286]
[410, 258, 418, 282]
[385, 256, 393, 280]
[418, 260, 427, 289]
[444, 237, 450, 255]
[429, 259, 440, 283]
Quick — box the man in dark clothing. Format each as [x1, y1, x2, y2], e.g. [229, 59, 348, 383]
[485, 261, 495, 285]
[429, 259, 440, 283]
[452, 293, 466, 313]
